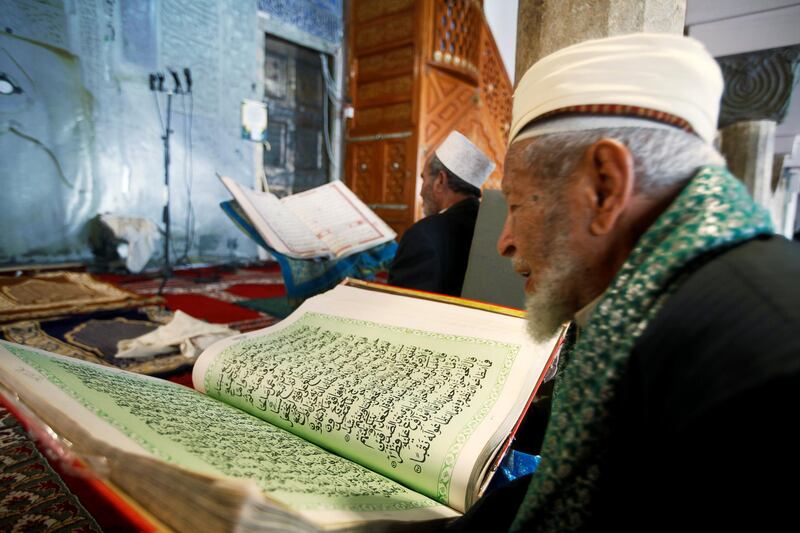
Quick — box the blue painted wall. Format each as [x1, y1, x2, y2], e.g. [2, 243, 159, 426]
[258, 0, 343, 46]
[0, 0, 342, 266]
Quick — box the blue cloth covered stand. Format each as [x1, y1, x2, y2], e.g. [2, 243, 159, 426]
[221, 200, 397, 300]
[485, 450, 541, 494]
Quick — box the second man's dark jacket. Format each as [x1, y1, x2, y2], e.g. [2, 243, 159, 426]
[387, 197, 479, 296]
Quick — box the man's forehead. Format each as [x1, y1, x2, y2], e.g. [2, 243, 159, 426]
[501, 140, 536, 195]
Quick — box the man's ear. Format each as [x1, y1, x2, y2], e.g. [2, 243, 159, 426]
[434, 170, 448, 192]
[583, 138, 635, 235]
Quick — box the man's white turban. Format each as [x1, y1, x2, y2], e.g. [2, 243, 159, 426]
[510, 33, 724, 145]
[435, 131, 496, 188]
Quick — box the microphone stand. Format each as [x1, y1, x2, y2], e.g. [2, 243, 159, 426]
[157, 91, 174, 295]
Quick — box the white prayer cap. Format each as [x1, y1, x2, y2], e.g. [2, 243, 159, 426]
[509, 33, 723, 145]
[434, 131, 496, 189]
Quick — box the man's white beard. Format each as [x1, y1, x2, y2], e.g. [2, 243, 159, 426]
[524, 237, 580, 343]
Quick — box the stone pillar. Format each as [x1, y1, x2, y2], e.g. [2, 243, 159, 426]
[769, 153, 800, 238]
[514, 0, 686, 83]
[716, 45, 800, 216]
[720, 121, 777, 208]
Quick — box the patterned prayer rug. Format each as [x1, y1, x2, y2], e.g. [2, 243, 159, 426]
[0, 404, 101, 532]
[0, 266, 286, 377]
[0, 306, 194, 376]
[0, 272, 161, 323]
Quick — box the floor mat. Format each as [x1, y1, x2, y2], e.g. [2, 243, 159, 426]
[0, 306, 197, 376]
[0, 272, 160, 323]
[0, 404, 101, 532]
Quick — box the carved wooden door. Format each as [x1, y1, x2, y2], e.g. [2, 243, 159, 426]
[345, 0, 512, 237]
[345, 0, 419, 236]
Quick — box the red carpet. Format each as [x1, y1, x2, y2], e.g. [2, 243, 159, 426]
[162, 294, 263, 324]
[224, 283, 286, 299]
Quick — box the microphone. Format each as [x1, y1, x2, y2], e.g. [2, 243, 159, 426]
[149, 73, 156, 91]
[157, 72, 165, 92]
[183, 68, 192, 93]
[169, 69, 182, 93]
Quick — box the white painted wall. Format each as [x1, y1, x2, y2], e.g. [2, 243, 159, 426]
[685, 0, 799, 25]
[685, 1, 800, 155]
[687, 3, 800, 57]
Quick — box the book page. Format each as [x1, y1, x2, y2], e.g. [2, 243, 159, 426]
[0, 342, 456, 526]
[194, 285, 557, 512]
[281, 181, 396, 258]
[220, 176, 331, 258]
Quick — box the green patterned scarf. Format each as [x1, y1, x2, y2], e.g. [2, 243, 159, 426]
[511, 166, 774, 531]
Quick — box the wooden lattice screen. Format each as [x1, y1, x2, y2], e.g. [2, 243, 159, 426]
[424, 0, 512, 191]
[431, 0, 482, 79]
[479, 26, 513, 142]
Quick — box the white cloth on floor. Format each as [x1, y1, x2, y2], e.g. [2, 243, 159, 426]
[100, 215, 160, 273]
[116, 310, 237, 360]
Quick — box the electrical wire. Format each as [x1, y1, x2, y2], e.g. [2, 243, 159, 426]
[322, 88, 335, 165]
[319, 52, 343, 104]
[319, 53, 340, 174]
[4, 125, 75, 189]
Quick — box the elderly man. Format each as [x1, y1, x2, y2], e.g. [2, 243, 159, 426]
[388, 131, 495, 296]
[452, 33, 800, 531]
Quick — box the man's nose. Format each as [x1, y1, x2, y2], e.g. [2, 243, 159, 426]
[497, 216, 515, 257]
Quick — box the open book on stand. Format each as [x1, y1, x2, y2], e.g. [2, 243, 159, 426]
[0, 280, 563, 532]
[220, 176, 396, 260]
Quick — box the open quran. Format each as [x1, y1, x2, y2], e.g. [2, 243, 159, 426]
[0, 281, 561, 532]
[220, 176, 396, 260]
